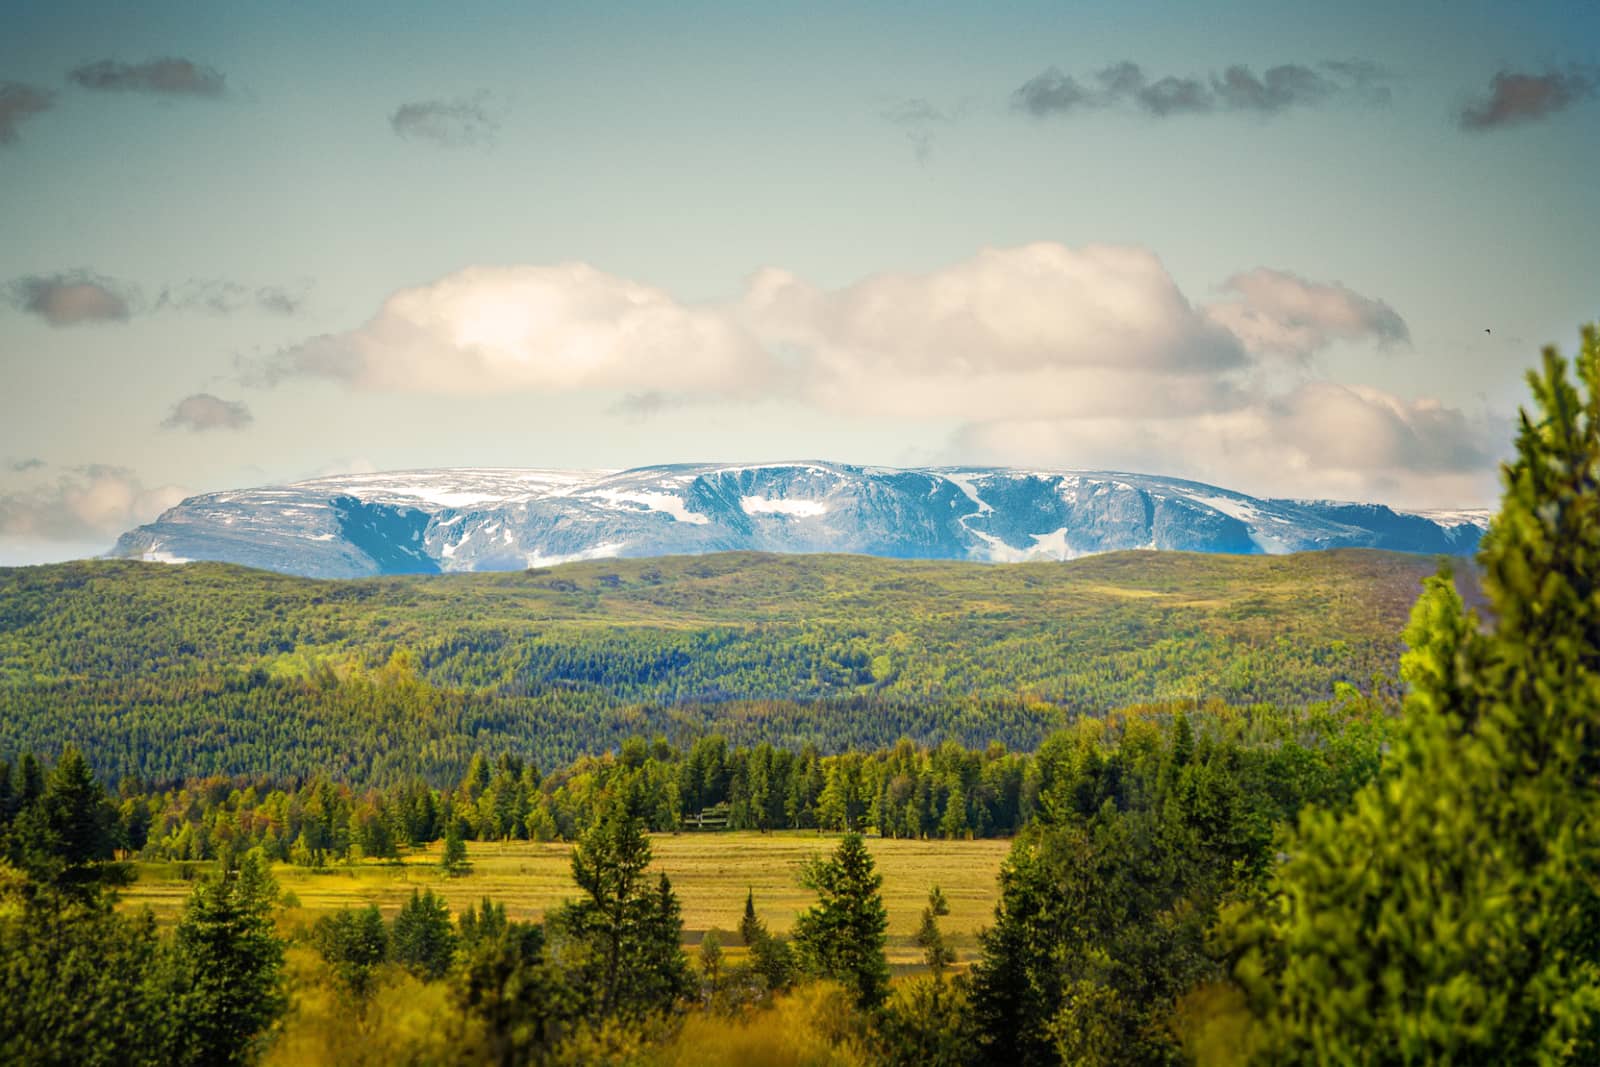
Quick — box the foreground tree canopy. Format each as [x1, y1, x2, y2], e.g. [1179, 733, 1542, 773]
[1208, 324, 1600, 1064]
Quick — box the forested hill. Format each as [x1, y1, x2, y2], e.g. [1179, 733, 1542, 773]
[0, 549, 1447, 784]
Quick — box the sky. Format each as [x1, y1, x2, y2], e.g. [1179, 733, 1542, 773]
[2, 0, 1598, 563]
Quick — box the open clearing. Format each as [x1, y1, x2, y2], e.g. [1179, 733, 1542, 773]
[124, 831, 1012, 966]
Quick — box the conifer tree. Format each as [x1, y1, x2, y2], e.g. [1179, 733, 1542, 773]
[740, 887, 762, 947]
[1214, 325, 1600, 1064]
[916, 885, 955, 977]
[563, 782, 691, 1017]
[738, 887, 796, 992]
[166, 854, 287, 1067]
[10, 746, 124, 900]
[392, 888, 457, 980]
[453, 917, 576, 1067]
[440, 818, 469, 876]
[793, 831, 890, 1008]
[314, 904, 389, 1000]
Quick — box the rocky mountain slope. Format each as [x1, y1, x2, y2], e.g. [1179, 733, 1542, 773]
[110, 463, 1489, 578]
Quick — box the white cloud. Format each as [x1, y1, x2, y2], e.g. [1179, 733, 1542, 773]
[258, 263, 776, 396]
[0, 465, 188, 545]
[1203, 267, 1409, 358]
[249, 243, 1493, 504]
[743, 242, 1248, 420]
[956, 381, 1503, 508]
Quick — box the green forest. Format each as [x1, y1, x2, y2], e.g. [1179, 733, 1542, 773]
[1, 546, 1441, 784]
[2, 323, 1598, 1066]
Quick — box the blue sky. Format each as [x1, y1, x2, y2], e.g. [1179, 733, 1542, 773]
[2, 1, 1598, 562]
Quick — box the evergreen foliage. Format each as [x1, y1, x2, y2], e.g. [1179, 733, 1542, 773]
[313, 904, 390, 1000]
[916, 885, 955, 977]
[1211, 324, 1600, 1064]
[793, 832, 891, 1009]
[561, 782, 693, 1018]
[0, 549, 1437, 784]
[391, 888, 458, 980]
[165, 855, 287, 1067]
[440, 818, 469, 875]
[0, 894, 167, 1067]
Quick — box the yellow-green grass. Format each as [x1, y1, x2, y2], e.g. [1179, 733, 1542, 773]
[123, 831, 1011, 967]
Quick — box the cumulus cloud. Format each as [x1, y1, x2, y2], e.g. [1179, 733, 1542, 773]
[955, 383, 1503, 509]
[250, 242, 1481, 502]
[0, 82, 54, 144]
[253, 262, 776, 395]
[1203, 268, 1410, 358]
[161, 393, 254, 432]
[68, 57, 225, 96]
[1460, 67, 1596, 130]
[1013, 59, 1390, 119]
[742, 243, 1249, 420]
[390, 94, 499, 147]
[253, 244, 1399, 420]
[7, 271, 132, 326]
[0, 464, 188, 545]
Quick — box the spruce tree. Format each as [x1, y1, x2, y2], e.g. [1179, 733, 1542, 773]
[392, 888, 458, 980]
[563, 782, 691, 1017]
[313, 904, 390, 1000]
[738, 887, 796, 992]
[10, 746, 125, 900]
[166, 854, 287, 1067]
[740, 887, 762, 946]
[915, 885, 955, 977]
[440, 818, 469, 876]
[1215, 325, 1600, 1064]
[793, 831, 890, 1008]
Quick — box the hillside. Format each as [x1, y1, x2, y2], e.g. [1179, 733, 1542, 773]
[110, 463, 1489, 577]
[0, 549, 1446, 783]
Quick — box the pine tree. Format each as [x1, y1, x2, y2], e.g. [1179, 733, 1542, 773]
[314, 904, 390, 1000]
[0, 892, 167, 1067]
[10, 746, 125, 900]
[738, 887, 795, 992]
[440, 818, 469, 876]
[166, 854, 287, 1067]
[915, 885, 955, 977]
[392, 888, 458, 980]
[1213, 325, 1600, 1064]
[740, 887, 763, 946]
[453, 917, 576, 1067]
[793, 832, 890, 1009]
[563, 783, 691, 1017]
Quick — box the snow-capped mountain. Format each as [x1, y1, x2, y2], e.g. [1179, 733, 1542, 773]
[110, 463, 1491, 578]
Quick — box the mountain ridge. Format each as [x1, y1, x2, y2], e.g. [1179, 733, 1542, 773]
[110, 462, 1490, 579]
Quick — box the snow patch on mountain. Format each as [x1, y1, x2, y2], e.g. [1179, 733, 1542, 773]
[109, 463, 1492, 578]
[587, 489, 709, 524]
[741, 495, 829, 518]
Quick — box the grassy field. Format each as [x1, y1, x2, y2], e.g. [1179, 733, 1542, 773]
[123, 831, 1011, 967]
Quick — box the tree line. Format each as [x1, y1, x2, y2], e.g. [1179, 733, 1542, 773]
[0, 695, 1387, 870]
